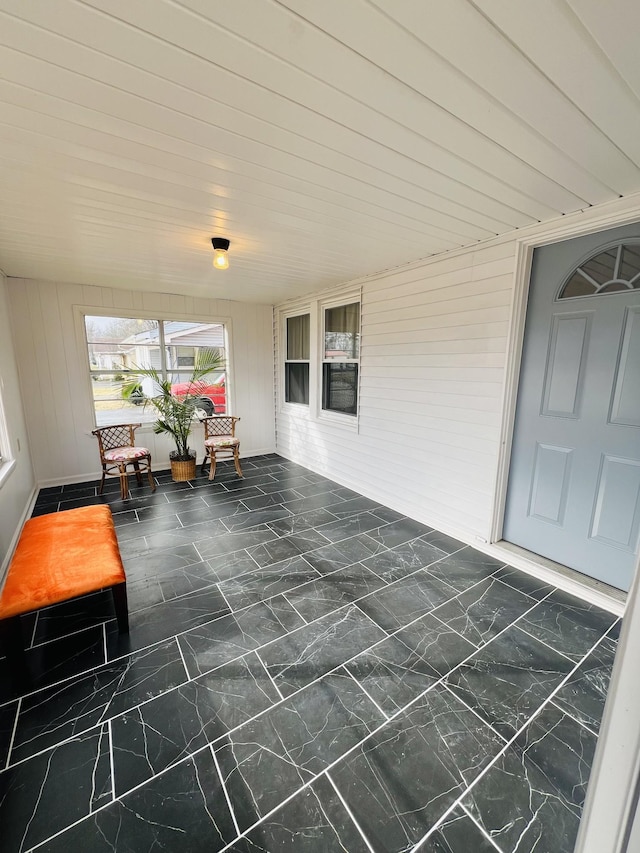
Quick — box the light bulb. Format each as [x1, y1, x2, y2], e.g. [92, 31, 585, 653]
[213, 249, 229, 270]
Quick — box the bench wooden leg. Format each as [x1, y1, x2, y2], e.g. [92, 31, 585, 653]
[112, 582, 129, 634]
[0, 616, 30, 692]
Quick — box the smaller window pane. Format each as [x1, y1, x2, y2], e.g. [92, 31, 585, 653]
[166, 345, 196, 370]
[91, 378, 155, 428]
[560, 272, 595, 299]
[285, 363, 309, 404]
[163, 321, 225, 348]
[323, 363, 358, 415]
[324, 303, 360, 359]
[581, 248, 618, 285]
[287, 315, 310, 360]
[620, 245, 640, 283]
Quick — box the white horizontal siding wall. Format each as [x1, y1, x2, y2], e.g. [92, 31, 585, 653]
[7, 279, 275, 485]
[275, 241, 517, 542]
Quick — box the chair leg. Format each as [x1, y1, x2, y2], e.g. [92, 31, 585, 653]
[98, 465, 107, 495]
[233, 447, 243, 478]
[118, 465, 128, 500]
[208, 451, 217, 481]
[146, 457, 156, 492]
[112, 583, 130, 634]
[132, 460, 143, 486]
[0, 616, 30, 692]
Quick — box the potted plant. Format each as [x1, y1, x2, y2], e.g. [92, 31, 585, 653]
[122, 348, 224, 482]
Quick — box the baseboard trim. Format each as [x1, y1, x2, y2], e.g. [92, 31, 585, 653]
[0, 483, 39, 586]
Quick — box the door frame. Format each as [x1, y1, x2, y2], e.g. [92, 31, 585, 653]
[490, 197, 640, 561]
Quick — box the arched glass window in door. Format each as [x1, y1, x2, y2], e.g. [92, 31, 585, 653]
[558, 241, 640, 299]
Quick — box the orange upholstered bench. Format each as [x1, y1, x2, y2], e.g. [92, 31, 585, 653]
[0, 505, 129, 689]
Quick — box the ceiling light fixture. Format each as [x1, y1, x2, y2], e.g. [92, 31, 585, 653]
[211, 237, 230, 270]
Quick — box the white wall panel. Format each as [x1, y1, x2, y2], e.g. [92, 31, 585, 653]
[275, 241, 516, 542]
[7, 278, 275, 485]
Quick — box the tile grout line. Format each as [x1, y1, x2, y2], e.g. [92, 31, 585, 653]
[326, 771, 377, 853]
[441, 683, 509, 746]
[342, 667, 390, 722]
[175, 635, 190, 682]
[350, 600, 391, 636]
[4, 696, 22, 770]
[209, 742, 241, 837]
[427, 609, 483, 650]
[30, 614, 39, 648]
[255, 650, 284, 701]
[459, 803, 504, 852]
[407, 627, 616, 852]
[548, 699, 600, 738]
[514, 622, 582, 664]
[280, 593, 308, 625]
[26, 617, 113, 653]
[107, 719, 115, 804]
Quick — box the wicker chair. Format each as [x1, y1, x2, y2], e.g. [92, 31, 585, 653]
[200, 415, 243, 481]
[92, 423, 156, 500]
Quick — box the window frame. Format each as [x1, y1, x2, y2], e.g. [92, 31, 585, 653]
[0, 374, 15, 489]
[318, 293, 361, 425]
[283, 312, 311, 407]
[80, 309, 232, 429]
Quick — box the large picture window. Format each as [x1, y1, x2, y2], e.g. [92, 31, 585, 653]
[322, 301, 360, 416]
[284, 313, 310, 405]
[84, 316, 227, 427]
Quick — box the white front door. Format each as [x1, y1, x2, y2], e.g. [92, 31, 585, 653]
[504, 224, 640, 591]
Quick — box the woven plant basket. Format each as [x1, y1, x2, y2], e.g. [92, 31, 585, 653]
[170, 454, 197, 482]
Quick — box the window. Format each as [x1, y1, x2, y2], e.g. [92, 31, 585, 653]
[559, 242, 640, 299]
[284, 314, 310, 405]
[322, 301, 360, 416]
[84, 316, 227, 427]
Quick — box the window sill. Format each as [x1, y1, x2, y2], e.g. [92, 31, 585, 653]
[0, 458, 16, 490]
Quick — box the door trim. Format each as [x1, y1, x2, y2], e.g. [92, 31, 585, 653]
[490, 202, 640, 552]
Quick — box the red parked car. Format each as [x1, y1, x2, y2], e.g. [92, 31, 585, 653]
[170, 374, 226, 415]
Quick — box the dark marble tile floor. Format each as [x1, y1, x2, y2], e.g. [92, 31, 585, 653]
[0, 455, 620, 852]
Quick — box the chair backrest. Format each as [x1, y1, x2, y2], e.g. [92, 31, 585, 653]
[92, 424, 141, 460]
[201, 415, 240, 439]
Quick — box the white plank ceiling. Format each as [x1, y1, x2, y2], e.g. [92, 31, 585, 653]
[0, 0, 639, 303]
